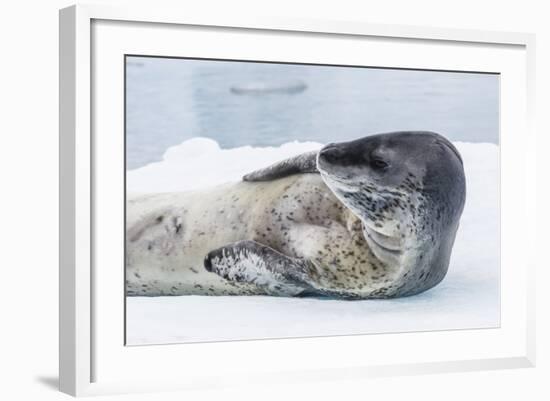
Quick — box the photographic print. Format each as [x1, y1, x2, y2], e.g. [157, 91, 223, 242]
[125, 56, 499, 345]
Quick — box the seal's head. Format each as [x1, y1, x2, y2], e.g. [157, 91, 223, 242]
[317, 131, 466, 295]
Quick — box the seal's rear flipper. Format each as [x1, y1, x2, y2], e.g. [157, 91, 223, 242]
[203, 240, 315, 296]
[243, 150, 319, 182]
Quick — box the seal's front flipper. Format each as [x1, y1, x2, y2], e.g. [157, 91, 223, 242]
[203, 240, 315, 296]
[243, 150, 320, 182]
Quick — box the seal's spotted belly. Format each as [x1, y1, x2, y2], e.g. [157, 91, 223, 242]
[126, 174, 397, 297]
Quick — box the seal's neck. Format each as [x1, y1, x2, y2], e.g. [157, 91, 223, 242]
[361, 222, 406, 265]
[321, 172, 433, 266]
[340, 189, 429, 266]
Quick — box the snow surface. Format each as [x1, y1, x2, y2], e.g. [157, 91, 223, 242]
[126, 138, 499, 345]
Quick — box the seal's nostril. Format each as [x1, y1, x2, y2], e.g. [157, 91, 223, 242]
[320, 146, 344, 163]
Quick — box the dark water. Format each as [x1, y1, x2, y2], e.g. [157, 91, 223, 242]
[126, 56, 499, 170]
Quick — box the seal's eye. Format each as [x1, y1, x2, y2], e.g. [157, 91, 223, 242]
[370, 158, 389, 170]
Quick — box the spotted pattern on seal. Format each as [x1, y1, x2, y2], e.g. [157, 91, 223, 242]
[126, 131, 466, 299]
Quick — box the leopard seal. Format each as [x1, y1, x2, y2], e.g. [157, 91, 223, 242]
[126, 131, 465, 299]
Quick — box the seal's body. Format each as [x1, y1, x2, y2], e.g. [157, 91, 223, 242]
[126, 131, 466, 299]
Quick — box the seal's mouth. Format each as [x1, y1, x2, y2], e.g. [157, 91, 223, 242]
[316, 149, 353, 182]
[317, 164, 365, 193]
[317, 153, 377, 192]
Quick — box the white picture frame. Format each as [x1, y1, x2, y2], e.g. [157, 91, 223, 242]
[59, 4, 536, 397]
